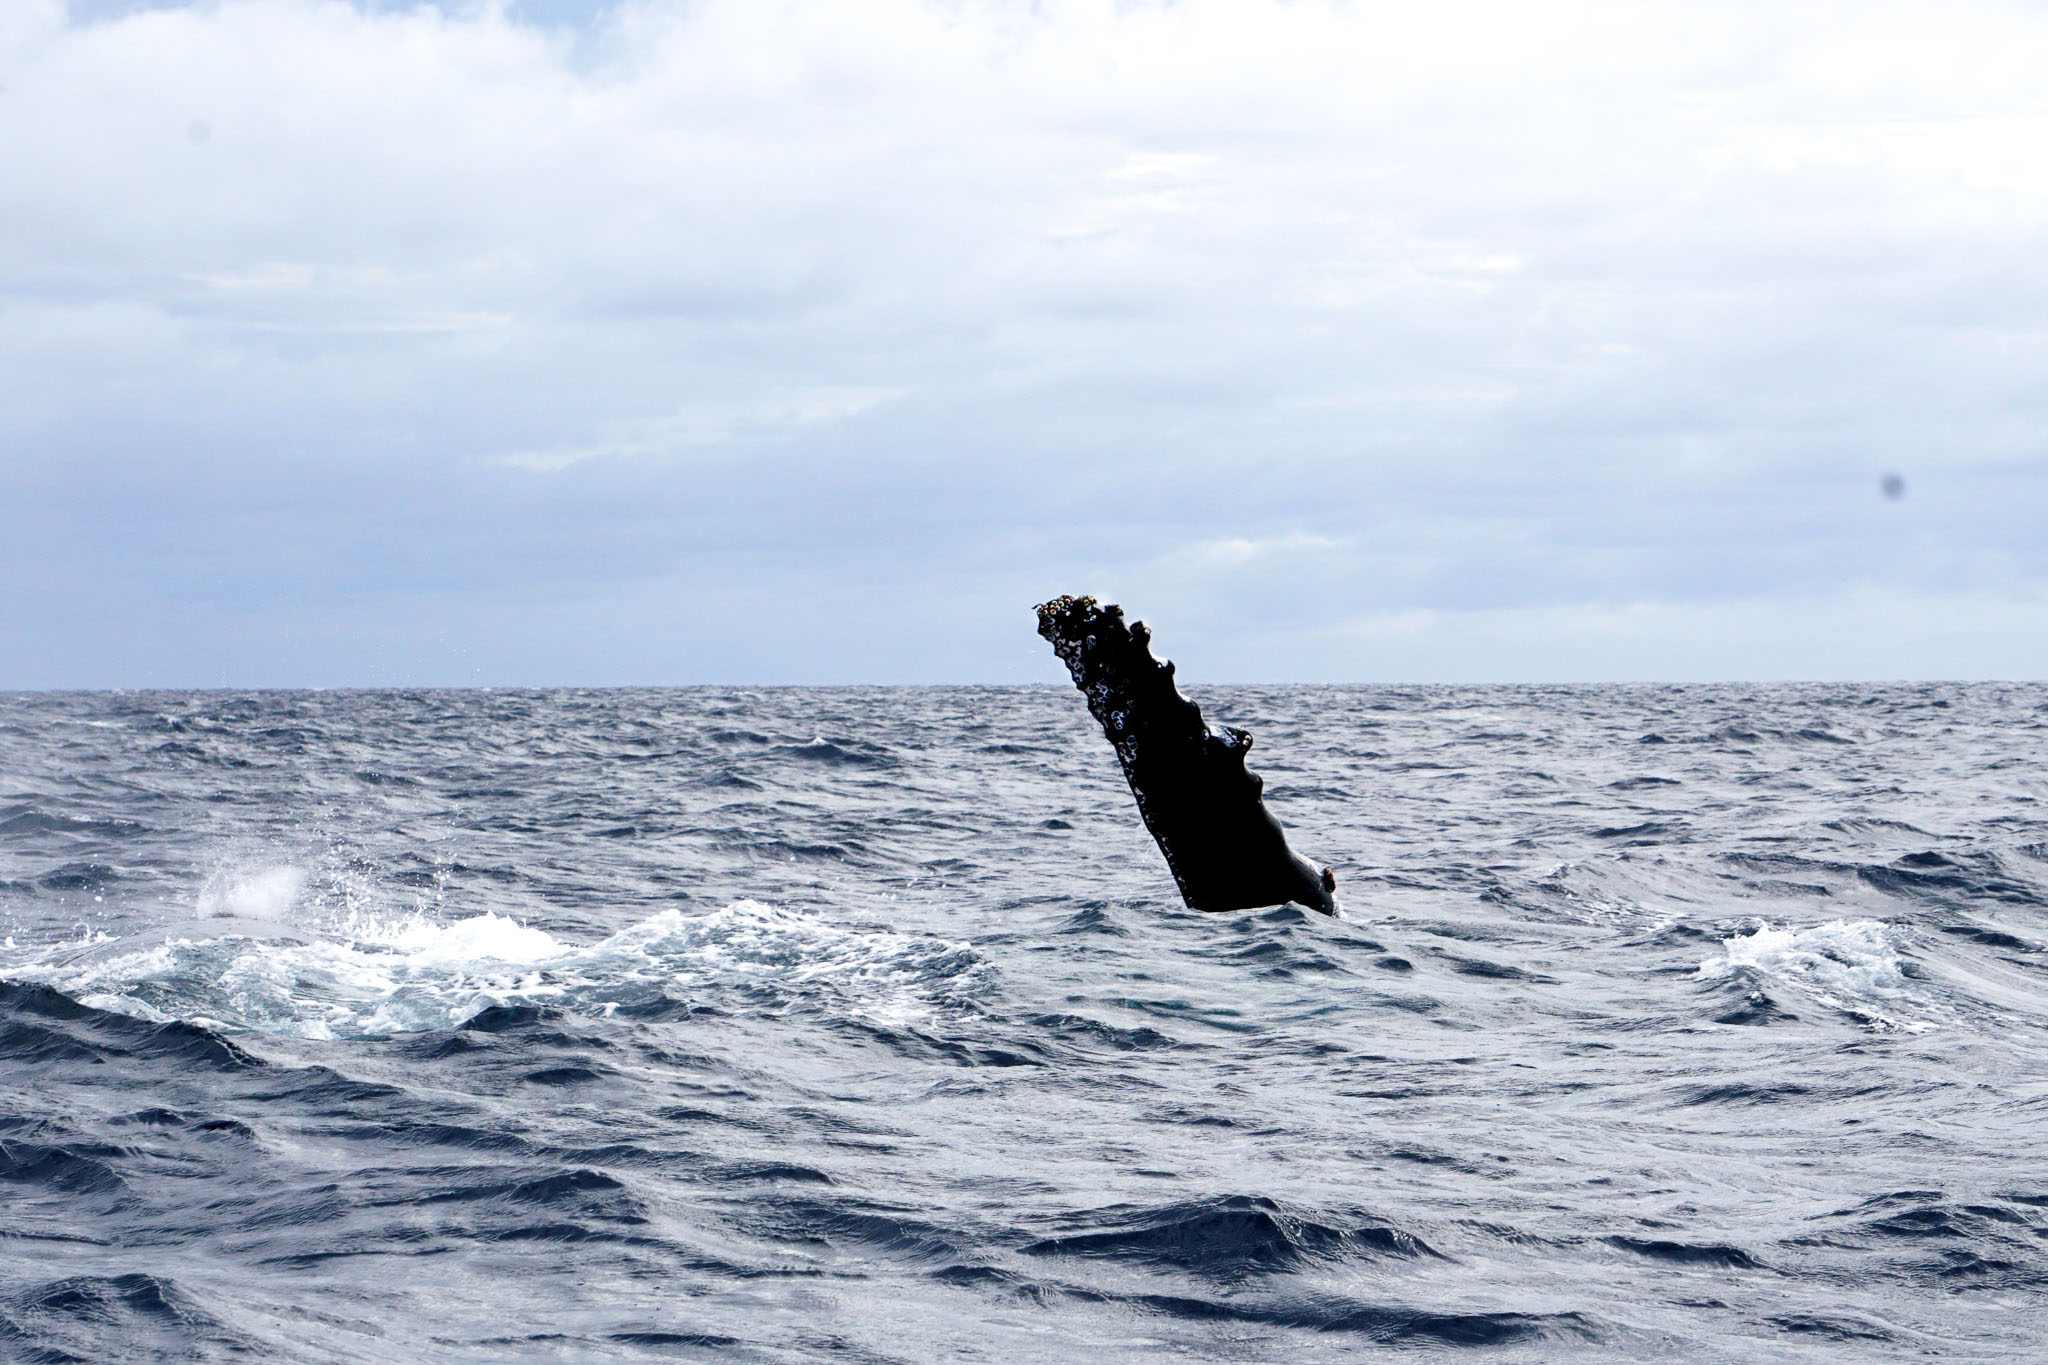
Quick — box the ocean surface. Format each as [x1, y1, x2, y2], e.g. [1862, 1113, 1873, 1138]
[2, 684, 2046, 1362]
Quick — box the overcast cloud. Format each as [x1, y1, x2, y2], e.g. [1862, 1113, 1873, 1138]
[4, 0, 2046, 685]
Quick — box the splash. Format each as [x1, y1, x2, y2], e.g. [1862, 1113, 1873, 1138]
[7, 900, 986, 1041]
[195, 865, 306, 922]
[1697, 919, 1937, 1031]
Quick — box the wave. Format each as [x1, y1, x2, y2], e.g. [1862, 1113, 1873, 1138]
[1020, 1195, 1437, 1282]
[2, 892, 987, 1041]
[0, 1273, 257, 1360]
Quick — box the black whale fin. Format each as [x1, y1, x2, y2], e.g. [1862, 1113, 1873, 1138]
[1036, 595, 1339, 916]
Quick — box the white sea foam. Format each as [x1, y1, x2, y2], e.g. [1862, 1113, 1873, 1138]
[11, 899, 985, 1041]
[1696, 918, 1938, 1030]
[344, 908, 564, 966]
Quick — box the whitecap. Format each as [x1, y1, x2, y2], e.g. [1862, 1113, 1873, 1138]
[1696, 918, 1939, 1031]
[7, 901, 987, 1041]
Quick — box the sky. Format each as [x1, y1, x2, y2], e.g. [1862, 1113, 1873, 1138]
[4, 0, 2047, 686]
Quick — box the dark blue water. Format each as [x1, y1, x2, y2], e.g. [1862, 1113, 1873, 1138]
[3, 685, 2046, 1361]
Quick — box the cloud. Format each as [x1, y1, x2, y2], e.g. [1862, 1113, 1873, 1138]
[489, 386, 908, 471]
[3, 0, 2047, 683]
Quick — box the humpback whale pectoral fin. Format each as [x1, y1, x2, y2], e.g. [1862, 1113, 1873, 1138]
[1036, 593, 1343, 918]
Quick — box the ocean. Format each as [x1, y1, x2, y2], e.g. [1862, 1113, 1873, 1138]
[2, 683, 2044, 1361]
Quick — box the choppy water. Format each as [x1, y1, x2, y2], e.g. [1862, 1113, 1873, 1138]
[3, 684, 2046, 1362]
